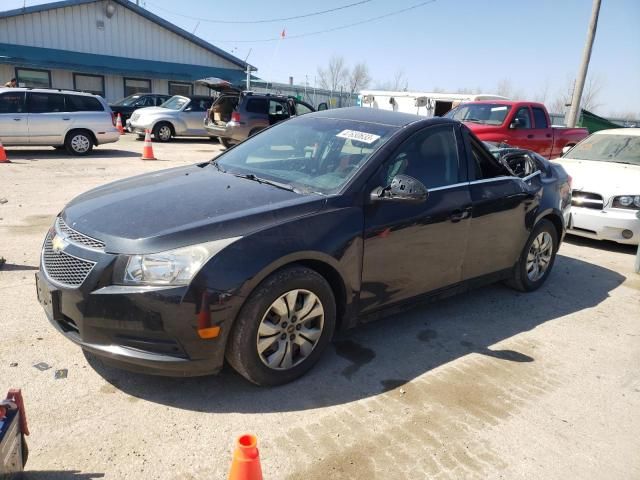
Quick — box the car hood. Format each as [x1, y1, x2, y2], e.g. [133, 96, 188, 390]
[461, 123, 503, 135]
[133, 107, 169, 116]
[554, 157, 640, 198]
[62, 164, 326, 254]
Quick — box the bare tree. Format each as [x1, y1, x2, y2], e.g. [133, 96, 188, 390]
[348, 62, 371, 94]
[495, 78, 513, 98]
[375, 69, 409, 91]
[550, 73, 605, 114]
[317, 55, 349, 92]
[533, 80, 551, 104]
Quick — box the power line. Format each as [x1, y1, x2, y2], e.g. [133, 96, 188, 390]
[146, 0, 372, 24]
[211, 0, 437, 43]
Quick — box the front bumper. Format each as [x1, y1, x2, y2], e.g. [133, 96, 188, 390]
[568, 206, 640, 245]
[36, 257, 236, 376]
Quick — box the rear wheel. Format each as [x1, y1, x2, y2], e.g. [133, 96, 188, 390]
[507, 219, 558, 292]
[65, 130, 93, 156]
[226, 266, 336, 386]
[219, 137, 237, 149]
[153, 122, 173, 142]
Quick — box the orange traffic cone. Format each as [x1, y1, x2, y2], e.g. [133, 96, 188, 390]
[0, 140, 10, 163]
[116, 113, 125, 134]
[141, 129, 156, 161]
[228, 434, 263, 480]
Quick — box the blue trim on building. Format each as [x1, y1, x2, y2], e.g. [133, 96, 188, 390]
[0, 43, 252, 85]
[0, 0, 253, 70]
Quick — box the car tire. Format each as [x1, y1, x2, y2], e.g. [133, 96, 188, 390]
[65, 130, 94, 156]
[248, 128, 263, 137]
[153, 122, 173, 142]
[226, 265, 336, 386]
[506, 219, 558, 292]
[219, 137, 236, 149]
[136, 134, 145, 141]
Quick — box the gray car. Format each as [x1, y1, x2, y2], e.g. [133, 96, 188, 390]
[200, 78, 317, 148]
[127, 95, 215, 142]
[0, 88, 120, 155]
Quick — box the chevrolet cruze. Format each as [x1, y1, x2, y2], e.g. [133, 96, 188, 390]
[36, 108, 571, 386]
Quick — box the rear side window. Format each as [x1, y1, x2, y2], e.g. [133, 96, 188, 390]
[28, 93, 66, 113]
[532, 107, 548, 129]
[65, 95, 104, 112]
[245, 98, 268, 114]
[0, 92, 26, 113]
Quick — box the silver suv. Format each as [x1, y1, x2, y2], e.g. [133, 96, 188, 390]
[0, 88, 120, 155]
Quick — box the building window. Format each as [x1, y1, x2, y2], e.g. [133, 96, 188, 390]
[123, 78, 151, 96]
[73, 73, 105, 97]
[168, 82, 192, 96]
[15, 68, 51, 88]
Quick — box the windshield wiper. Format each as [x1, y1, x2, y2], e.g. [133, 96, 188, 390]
[464, 118, 485, 124]
[210, 159, 226, 172]
[607, 160, 635, 165]
[231, 173, 301, 193]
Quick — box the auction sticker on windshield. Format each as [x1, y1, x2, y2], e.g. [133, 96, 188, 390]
[336, 129, 381, 144]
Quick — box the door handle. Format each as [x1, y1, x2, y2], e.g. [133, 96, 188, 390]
[527, 134, 534, 138]
[13, 118, 22, 121]
[449, 209, 471, 223]
[546, 133, 551, 138]
[62, 118, 71, 121]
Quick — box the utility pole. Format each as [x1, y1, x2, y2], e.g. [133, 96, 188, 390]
[566, 0, 601, 127]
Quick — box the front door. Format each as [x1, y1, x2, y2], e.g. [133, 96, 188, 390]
[508, 106, 537, 151]
[360, 124, 471, 313]
[26, 92, 68, 145]
[0, 91, 28, 145]
[461, 129, 541, 279]
[183, 98, 213, 135]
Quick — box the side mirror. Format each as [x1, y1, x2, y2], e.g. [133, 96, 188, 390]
[370, 174, 428, 204]
[562, 145, 573, 156]
[509, 118, 521, 129]
[317, 102, 328, 111]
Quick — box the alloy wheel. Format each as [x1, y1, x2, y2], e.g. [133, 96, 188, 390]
[526, 231, 553, 282]
[256, 289, 325, 370]
[71, 134, 90, 153]
[157, 125, 172, 141]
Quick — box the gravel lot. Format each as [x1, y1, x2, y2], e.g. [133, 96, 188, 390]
[1, 135, 639, 480]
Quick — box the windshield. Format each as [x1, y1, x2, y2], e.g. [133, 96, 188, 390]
[161, 96, 189, 110]
[113, 94, 142, 107]
[215, 116, 398, 194]
[445, 103, 512, 125]
[567, 134, 640, 165]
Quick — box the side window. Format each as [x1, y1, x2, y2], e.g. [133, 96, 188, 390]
[28, 93, 65, 113]
[532, 107, 548, 129]
[245, 98, 268, 114]
[186, 98, 212, 112]
[295, 102, 313, 115]
[461, 126, 506, 180]
[513, 107, 532, 129]
[269, 100, 289, 117]
[156, 96, 170, 106]
[383, 126, 460, 189]
[0, 92, 26, 113]
[65, 95, 104, 112]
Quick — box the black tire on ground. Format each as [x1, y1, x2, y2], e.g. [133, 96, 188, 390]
[21, 434, 28, 466]
[152, 122, 173, 142]
[506, 218, 559, 292]
[219, 137, 236, 149]
[248, 128, 263, 137]
[65, 130, 94, 156]
[225, 265, 336, 386]
[136, 134, 145, 141]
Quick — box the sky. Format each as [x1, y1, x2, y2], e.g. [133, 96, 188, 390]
[3, 0, 640, 116]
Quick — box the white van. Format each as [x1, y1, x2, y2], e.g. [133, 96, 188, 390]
[358, 90, 508, 118]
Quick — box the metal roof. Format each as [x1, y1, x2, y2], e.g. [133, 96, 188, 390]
[0, 0, 253, 70]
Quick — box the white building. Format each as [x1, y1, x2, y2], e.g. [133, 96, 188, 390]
[0, 0, 253, 102]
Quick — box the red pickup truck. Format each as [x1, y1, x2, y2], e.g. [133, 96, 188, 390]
[445, 101, 588, 159]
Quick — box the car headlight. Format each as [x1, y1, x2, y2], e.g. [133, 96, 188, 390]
[612, 195, 640, 210]
[123, 237, 241, 286]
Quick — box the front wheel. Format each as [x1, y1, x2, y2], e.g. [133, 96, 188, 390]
[226, 266, 336, 386]
[506, 219, 558, 292]
[153, 122, 173, 142]
[65, 131, 93, 156]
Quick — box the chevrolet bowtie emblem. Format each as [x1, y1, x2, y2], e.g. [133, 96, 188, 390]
[51, 234, 68, 254]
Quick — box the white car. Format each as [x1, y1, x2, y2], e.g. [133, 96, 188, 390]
[127, 95, 215, 142]
[555, 128, 640, 245]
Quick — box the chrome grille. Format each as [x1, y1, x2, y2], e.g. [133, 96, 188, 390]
[571, 191, 604, 210]
[42, 234, 96, 287]
[56, 217, 105, 250]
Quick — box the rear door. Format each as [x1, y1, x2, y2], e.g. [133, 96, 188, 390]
[26, 92, 68, 145]
[360, 124, 471, 312]
[0, 91, 28, 144]
[183, 98, 213, 134]
[461, 128, 541, 280]
[530, 106, 552, 157]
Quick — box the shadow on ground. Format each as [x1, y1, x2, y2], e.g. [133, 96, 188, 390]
[88, 254, 625, 413]
[21, 471, 104, 479]
[0, 263, 39, 272]
[4, 148, 139, 161]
